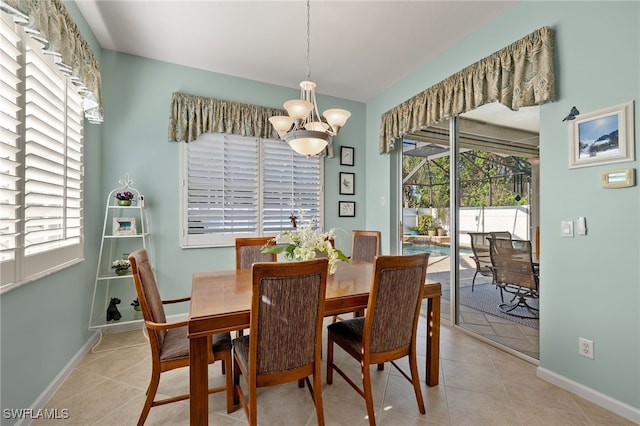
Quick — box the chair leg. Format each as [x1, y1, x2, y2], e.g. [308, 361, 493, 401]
[408, 352, 426, 414]
[362, 362, 377, 426]
[224, 358, 235, 413]
[137, 369, 160, 426]
[313, 369, 325, 426]
[249, 381, 257, 426]
[472, 271, 478, 291]
[233, 357, 241, 406]
[326, 335, 334, 385]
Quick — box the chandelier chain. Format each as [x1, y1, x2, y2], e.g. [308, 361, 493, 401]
[305, 0, 311, 81]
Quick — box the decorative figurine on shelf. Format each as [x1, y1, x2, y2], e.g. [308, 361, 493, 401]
[106, 297, 122, 321]
[131, 298, 141, 311]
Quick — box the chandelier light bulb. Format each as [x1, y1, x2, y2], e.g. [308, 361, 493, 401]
[284, 99, 313, 120]
[323, 109, 351, 131]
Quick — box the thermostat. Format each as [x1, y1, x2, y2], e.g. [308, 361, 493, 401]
[602, 168, 635, 188]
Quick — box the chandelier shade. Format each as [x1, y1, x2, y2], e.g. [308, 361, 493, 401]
[269, 1, 350, 157]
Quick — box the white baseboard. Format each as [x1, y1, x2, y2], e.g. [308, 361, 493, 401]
[537, 366, 640, 424]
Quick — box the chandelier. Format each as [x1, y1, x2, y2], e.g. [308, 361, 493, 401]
[269, 0, 351, 157]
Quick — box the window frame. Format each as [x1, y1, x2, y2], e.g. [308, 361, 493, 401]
[0, 13, 85, 293]
[179, 132, 324, 248]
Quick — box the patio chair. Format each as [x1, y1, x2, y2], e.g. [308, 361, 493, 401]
[232, 258, 328, 426]
[468, 231, 511, 292]
[488, 238, 539, 319]
[128, 249, 234, 425]
[326, 253, 429, 426]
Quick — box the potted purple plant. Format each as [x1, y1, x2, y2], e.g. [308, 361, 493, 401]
[115, 190, 134, 206]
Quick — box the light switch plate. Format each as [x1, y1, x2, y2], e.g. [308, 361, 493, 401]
[561, 221, 574, 237]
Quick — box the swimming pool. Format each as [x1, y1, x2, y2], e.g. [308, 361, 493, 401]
[403, 243, 472, 257]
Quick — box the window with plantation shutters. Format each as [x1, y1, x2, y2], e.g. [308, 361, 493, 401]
[180, 133, 323, 248]
[0, 14, 84, 293]
[262, 139, 321, 233]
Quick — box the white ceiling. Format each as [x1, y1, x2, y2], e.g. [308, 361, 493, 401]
[75, 0, 518, 103]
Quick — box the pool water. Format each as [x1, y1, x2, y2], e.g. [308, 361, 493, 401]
[403, 243, 472, 257]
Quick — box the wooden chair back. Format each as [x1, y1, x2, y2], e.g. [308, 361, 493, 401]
[235, 237, 276, 270]
[351, 230, 381, 263]
[364, 253, 429, 358]
[250, 258, 327, 378]
[130, 248, 168, 349]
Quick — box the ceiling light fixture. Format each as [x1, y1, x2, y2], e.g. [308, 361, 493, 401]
[269, 0, 350, 157]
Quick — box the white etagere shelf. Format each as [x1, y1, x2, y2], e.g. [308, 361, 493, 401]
[88, 174, 152, 340]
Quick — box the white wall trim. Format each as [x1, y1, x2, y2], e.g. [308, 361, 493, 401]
[537, 367, 640, 424]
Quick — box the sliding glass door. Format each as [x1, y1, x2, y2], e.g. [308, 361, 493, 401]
[400, 103, 540, 360]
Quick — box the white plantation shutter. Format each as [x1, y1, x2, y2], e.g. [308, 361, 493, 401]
[181, 133, 259, 247]
[180, 133, 322, 247]
[0, 15, 22, 285]
[262, 139, 321, 233]
[1, 14, 84, 292]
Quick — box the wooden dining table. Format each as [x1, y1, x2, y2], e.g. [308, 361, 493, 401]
[188, 260, 441, 425]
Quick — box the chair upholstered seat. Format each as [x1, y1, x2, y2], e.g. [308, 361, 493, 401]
[326, 318, 365, 354]
[160, 326, 231, 363]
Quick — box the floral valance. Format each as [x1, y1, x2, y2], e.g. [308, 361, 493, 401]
[379, 26, 555, 154]
[168, 92, 287, 142]
[1, 0, 103, 123]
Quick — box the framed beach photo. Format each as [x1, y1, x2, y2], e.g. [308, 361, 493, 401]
[340, 146, 354, 166]
[339, 172, 355, 195]
[113, 217, 136, 235]
[569, 101, 635, 169]
[338, 201, 356, 217]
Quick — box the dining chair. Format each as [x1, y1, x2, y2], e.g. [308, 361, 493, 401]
[332, 230, 381, 323]
[128, 249, 234, 425]
[232, 258, 328, 426]
[235, 237, 276, 270]
[326, 253, 429, 426]
[488, 237, 539, 318]
[235, 237, 277, 337]
[351, 230, 381, 262]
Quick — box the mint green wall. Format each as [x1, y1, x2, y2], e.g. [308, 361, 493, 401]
[366, 1, 639, 410]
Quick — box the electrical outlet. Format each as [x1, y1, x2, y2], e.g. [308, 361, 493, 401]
[579, 338, 594, 359]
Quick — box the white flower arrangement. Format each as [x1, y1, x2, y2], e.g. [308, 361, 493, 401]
[111, 259, 131, 270]
[261, 216, 348, 274]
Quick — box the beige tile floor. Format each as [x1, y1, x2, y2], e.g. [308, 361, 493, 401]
[34, 313, 633, 426]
